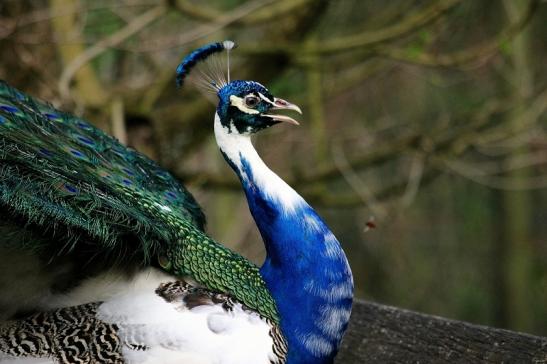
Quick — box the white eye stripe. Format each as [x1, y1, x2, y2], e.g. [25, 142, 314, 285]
[258, 92, 275, 105]
[229, 95, 260, 114]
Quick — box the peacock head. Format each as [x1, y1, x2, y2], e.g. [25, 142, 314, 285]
[216, 80, 301, 135]
[176, 40, 301, 135]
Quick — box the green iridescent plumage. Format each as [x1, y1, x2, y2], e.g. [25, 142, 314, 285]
[0, 80, 279, 322]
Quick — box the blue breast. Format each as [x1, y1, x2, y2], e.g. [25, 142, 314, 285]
[238, 157, 353, 364]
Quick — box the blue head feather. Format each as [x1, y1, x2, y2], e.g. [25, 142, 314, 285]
[216, 80, 280, 134]
[176, 40, 235, 88]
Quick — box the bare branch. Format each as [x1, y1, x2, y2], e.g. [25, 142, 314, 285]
[332, 142, 388, 218]
[440, 158, 547, 190]
[50, 0, 109, 106]
[58, 5, 166, 101]
[135, 0, 276, 52]
[375, 0, 540, 68]
[172, 0, 220, 22]
[449, 152, 547, 177]
[13, 2, 157, 27]
[238, 0, 462, 56]
[173, 0, 314, 25]
[401, 153, 426, 207]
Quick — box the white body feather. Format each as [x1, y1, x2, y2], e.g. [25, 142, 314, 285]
[1, 268, 278, 364]
[96, 269, 276, 364]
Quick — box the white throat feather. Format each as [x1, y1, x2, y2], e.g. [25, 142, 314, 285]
[213, 113, 303, 213]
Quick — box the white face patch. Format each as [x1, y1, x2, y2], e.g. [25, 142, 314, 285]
[229, 95, 260, 114]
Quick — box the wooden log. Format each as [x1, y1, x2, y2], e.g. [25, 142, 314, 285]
[336, 300, 547, 363]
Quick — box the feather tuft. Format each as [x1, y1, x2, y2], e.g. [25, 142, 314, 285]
[222, 40, 236, 50]
[176, 40, 237, 94]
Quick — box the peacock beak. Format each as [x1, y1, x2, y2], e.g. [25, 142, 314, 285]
[264, 98, 302, 125]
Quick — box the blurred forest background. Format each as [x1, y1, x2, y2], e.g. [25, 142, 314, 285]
[1, 0, 546, 336]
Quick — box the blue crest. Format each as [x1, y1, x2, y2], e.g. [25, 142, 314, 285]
[176, 40, 236, 89]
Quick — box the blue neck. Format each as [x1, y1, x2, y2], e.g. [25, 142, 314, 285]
[216, 125, 353, 363]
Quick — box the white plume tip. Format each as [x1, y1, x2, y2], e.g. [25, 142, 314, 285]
[223, 40, 236, 50]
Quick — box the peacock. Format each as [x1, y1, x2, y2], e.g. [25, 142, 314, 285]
[0, 41, 353, 364]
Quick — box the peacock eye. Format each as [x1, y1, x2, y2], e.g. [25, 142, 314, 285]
[244, 95, 260, 108]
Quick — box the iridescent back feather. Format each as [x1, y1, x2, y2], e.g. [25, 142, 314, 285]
[0, 80, 205, 263]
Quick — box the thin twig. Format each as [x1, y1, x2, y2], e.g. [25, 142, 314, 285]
[12, 1, 157, 27]
[440, 158, 547, 190]
[173, 0, 313, 26]
[238, 0, 462, 56]
[134, 0, 276, 52]
[332, 142, 387, 218]
[375, 0, 540, 68]
[449, 152, 547, 177]
[401, 153, 425, 207]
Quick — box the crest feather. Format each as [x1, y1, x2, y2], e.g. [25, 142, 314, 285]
[176, 40, 237, 93]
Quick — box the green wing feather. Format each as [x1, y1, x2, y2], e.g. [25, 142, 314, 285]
[0, 81, 279, 322]
[0, 80, 204, 256]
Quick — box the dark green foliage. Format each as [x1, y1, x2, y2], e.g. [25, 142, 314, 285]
[0, 81, 279, 322]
